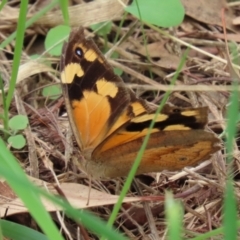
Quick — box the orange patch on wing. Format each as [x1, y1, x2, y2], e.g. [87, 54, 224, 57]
[71, 90, 111, 148]
[106, 101, 149, 138]
[97, 128, 159, 153]
[140, 140, 213, 170]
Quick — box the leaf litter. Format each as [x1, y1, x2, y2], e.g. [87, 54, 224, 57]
[0, 0, 239, 239]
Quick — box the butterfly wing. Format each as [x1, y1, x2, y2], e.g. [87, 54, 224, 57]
[89, 107, 220, 178]
[92, 130, 220, 178]
[61, 28, 220, 178]
[60, 27, 149, 153]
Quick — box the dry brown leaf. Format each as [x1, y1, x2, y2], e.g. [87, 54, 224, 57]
[137, 42, 181, 70]
[0, 0, 128, 29]
[0, 179, 17, 199]
[37, 0, 128, 27]
[0, 179, 141, 217]
[181, 0, 236, 31]
[0, 5, 19, 21]
[0, 60, 54, 101]
[17, 60, 56, 83]
[232, 16, 240, 25]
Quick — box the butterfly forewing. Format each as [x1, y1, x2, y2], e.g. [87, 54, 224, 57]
[60, 27, 148, 152]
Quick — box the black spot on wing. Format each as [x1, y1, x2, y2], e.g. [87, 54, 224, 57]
[60, 28, 86, 71]
[126, 112, 205, 132]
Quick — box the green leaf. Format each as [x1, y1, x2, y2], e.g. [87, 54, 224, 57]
[1, 219, 49, 240]
[8, 134, 26, 149]
[42, 85, 62, 100]
[9, 115, 28, 131]
[45, 25, 71, 56]
[30, 54, 40, 60]
[113, 67, 123, 76]
[125, 0, 185, 27]
[90, 22, 112, 36]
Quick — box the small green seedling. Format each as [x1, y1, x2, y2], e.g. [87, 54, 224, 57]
[6, 115, 28, 149]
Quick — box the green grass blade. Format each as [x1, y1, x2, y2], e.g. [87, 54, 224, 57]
[107, 48, 189, 229]
[165, 192, 183, 240]
[0, 139, 127, 240]
[6, 1, 28, 110]
[225, 85, 239, 163]
[0, 138, 65, 240]
[59, 0, 70, 25]
[223, 180, 237, 240]
[223, 80, 238, 239]
[0, 74, 8, 134]
[0, 0, 7, 11]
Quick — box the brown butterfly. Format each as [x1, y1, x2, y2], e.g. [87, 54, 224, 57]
[60, 27, 220, 178]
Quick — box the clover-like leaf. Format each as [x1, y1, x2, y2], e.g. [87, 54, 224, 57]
[90, 22, 112, 36]
[9, 115, 28, 131]
[125, 0, 184, 27]
[42, 85, 62, 100]
[45, 25, 71, 56]
[8, 134, 26, 149]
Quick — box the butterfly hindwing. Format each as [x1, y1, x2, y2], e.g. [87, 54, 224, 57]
[89, 106, 220, 177]
[91, 130, 219, 178]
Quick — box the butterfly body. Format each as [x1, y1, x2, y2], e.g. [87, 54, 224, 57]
[60, 27, 220, 178]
